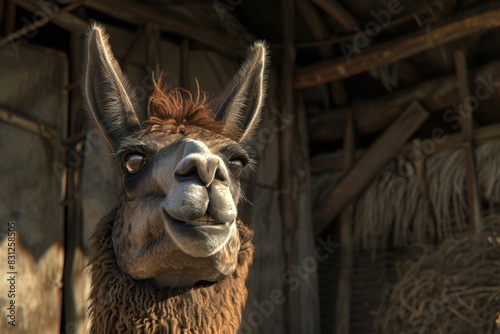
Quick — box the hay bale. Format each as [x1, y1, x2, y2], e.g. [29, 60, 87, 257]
[312, 142, 500, 254]
[375, 216, 500, 334]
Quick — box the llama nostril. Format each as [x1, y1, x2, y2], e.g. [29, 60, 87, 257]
[175, 154, 228, 187]
[214, 169, 227, 182]
[175, 166, 197, 180]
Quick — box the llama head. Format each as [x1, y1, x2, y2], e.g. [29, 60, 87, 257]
[83, 24, 268, 288]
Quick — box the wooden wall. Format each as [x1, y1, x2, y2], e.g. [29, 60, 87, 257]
[0, 45, 68, 333]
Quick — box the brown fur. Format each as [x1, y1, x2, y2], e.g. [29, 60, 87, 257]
[88, 206, 254, 334]
[143, 83, 241, 140]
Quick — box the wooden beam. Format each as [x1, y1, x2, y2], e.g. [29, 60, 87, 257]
[314, 101, 430, 235]
[454, 51, 482, 233]
[83, 0, 247, 57]
[1, 1, 83, 46]
[309, 59, 500, 142]
[11, 0, 87, 34]
[0, 105, 57, 139]
[311, 122, 500, 172]
[310, 0, 357, 31]
[297, 0, 421, 92]
[295, 5, 500, 89]
[335, 108, 355, 334]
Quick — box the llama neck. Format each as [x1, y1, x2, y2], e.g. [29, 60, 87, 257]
[88, 208, 254, 334]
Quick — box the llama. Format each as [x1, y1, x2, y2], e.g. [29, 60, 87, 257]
[83, 24, 268, 333]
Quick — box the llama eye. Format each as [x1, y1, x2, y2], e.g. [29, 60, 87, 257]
[125, 154, 146, 174]
[228, 159, 244, 177]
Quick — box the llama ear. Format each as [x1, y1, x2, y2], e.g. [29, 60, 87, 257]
[83, 23, 141, 152]
[212, 41, 269, 145]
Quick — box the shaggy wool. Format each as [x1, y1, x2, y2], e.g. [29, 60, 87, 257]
[88, 208, 254, 334]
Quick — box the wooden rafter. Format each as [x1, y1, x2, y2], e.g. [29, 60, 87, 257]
[295, 5, 500, 89]
[11, 0, 87, 34]
[10, 0, 88, 34]
[1, 1, 84, 46]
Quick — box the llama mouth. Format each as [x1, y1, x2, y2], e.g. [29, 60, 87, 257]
[163, 210, 235, 257]
[186, 214, 223, 226]
[163, 210, 232, 238]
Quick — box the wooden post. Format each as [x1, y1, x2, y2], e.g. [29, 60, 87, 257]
[335, 109, 356, 334]
[314, 101, 430, 235]
[454, 51, 482, 233]
[281, 0, 296, 333]
[60, 31, 87, 334]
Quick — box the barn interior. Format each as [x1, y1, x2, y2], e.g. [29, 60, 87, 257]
[1, 0, 500, 333]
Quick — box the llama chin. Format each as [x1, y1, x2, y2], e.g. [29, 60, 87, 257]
[89, 210, 254, 333]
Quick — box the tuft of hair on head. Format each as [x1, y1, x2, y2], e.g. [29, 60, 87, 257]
[143, 78, 241, 139]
